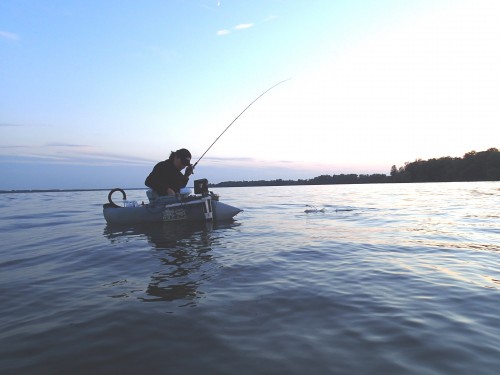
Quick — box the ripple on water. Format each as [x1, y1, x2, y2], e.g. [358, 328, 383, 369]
[1, 183, 500, 374]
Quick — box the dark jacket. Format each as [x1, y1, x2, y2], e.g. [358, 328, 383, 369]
[145, 159, 189, 195]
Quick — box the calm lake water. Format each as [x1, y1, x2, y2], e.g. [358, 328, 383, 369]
[1, 182, 499, 374]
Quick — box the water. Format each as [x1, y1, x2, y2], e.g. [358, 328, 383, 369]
[1, 182, 499, 374]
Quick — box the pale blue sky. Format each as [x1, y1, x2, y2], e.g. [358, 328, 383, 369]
[1, 0, 499, 189]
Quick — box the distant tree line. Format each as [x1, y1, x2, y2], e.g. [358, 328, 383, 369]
[390, 148, 500, 182]
[210, 174, 389, 187]
[209, 148, 500, 187]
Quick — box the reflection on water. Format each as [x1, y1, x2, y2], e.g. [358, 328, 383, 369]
[104, 221, 216, 249]
[1, 183, 500, 375]
[103, 221, 239, 304]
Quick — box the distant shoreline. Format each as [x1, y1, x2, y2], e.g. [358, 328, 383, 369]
[2, 148, 498, 193]
[2, 179, 498, 194]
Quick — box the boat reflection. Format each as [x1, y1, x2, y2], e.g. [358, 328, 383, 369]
[103, 221, 240, 305]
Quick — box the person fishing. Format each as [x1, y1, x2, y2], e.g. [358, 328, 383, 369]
[145, 79, 289, 199]
[145, 148, 194, 197]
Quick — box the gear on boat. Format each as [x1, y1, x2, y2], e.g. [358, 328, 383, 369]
[106, 188, 127, 208]
[102, 179, 241, 224]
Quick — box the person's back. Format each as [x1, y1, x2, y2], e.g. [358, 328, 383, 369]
[145, 149, 193, 196]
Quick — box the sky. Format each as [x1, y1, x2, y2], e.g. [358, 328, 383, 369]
[1, 0, 499, 190]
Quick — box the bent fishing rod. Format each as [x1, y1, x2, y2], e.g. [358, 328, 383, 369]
[192, 78, 290, 169]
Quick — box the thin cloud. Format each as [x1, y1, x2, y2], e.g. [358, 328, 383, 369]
[216, 29, 231, 36]
[45, 142, 90, 148]
[1, 151, 154, 167]
[0, 145, 26, 149]
[234, 23, 254, 30]
[0, 31, 20, 41]
[217, 23, 254, 36]
[0, 122, 51, 128]
[263, 15, 278, 22]
[204, 156, 255, 162]
[48, 147, 155, 166]
[0, 143, 155, 167]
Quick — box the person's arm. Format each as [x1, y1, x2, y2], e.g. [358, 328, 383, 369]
[178, 164, 194, 188]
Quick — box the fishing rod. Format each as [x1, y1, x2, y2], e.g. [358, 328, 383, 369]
[192, 78, 291, 169]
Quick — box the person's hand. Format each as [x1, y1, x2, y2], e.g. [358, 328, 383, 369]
[184, 164, 194, 177]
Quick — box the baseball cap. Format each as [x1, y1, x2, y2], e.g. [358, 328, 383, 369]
[176, 148, 192, 166]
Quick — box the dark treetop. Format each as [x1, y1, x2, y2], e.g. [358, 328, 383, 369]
[209, 148, 500, 188]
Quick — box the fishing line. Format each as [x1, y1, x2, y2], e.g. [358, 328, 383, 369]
[193, 78, 291, 168]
